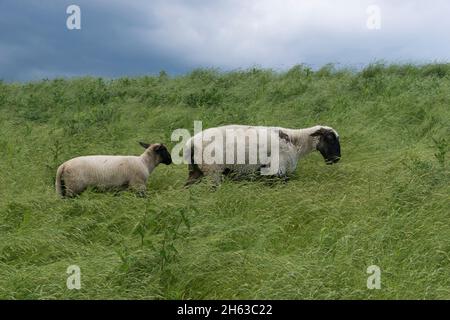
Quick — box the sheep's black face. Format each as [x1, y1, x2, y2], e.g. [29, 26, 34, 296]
[312, 129, 341, 165]
[155, 144, 172, 165]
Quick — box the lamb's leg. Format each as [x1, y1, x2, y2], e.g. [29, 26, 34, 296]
[129, 180, 147, 197]
[63, 177, 85, 197]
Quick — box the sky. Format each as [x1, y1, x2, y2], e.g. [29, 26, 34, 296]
[1, 0, 450, 81]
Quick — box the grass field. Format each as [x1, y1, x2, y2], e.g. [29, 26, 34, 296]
[0, 64, 449, 299]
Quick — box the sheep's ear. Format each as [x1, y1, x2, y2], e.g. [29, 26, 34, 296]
[310, 128, 327, 137]
[139, 142, 151, 149]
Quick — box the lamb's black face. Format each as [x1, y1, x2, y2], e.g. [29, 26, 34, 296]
[155, 144, 172, 165]
[139, 142, 172, 165]
[312, 129, 341, 165]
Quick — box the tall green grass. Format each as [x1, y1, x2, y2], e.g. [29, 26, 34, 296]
[0, 63, 449, 299]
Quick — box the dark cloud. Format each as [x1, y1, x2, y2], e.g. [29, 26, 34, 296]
[0, 0, 189, 81]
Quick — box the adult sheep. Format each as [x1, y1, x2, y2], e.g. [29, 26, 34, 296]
[55, 142, 172, 197]
[184, 125, 340, 185]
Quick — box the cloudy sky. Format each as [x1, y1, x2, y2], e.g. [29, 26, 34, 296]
[1, 0, 450, 81]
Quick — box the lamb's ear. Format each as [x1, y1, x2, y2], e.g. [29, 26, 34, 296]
[310, 128, 327, 137]
[279, 130, 291, 143]
[139, 142, 151, 149]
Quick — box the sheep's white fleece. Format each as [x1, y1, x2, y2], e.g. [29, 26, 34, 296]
[185, 124, 337, 178]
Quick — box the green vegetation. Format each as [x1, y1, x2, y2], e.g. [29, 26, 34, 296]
[0, 63, 449, 299]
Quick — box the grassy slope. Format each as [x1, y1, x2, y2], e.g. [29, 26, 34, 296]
[0, 64, 449, 299]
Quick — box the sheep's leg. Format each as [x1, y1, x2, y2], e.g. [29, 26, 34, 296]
[210, 172, 223, 188]
[258, 161, 290, 184]
[185, 164, 204, 187]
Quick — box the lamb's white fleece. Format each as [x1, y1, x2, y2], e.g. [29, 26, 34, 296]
[55, 144, 167, 197]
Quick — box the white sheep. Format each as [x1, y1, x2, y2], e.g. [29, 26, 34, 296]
[184, 124, 341, 185]
[55, 142, 172, 197]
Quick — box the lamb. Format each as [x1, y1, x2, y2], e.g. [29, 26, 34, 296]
[184, 125, 341, 185]
[55, 142, 172, 197]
